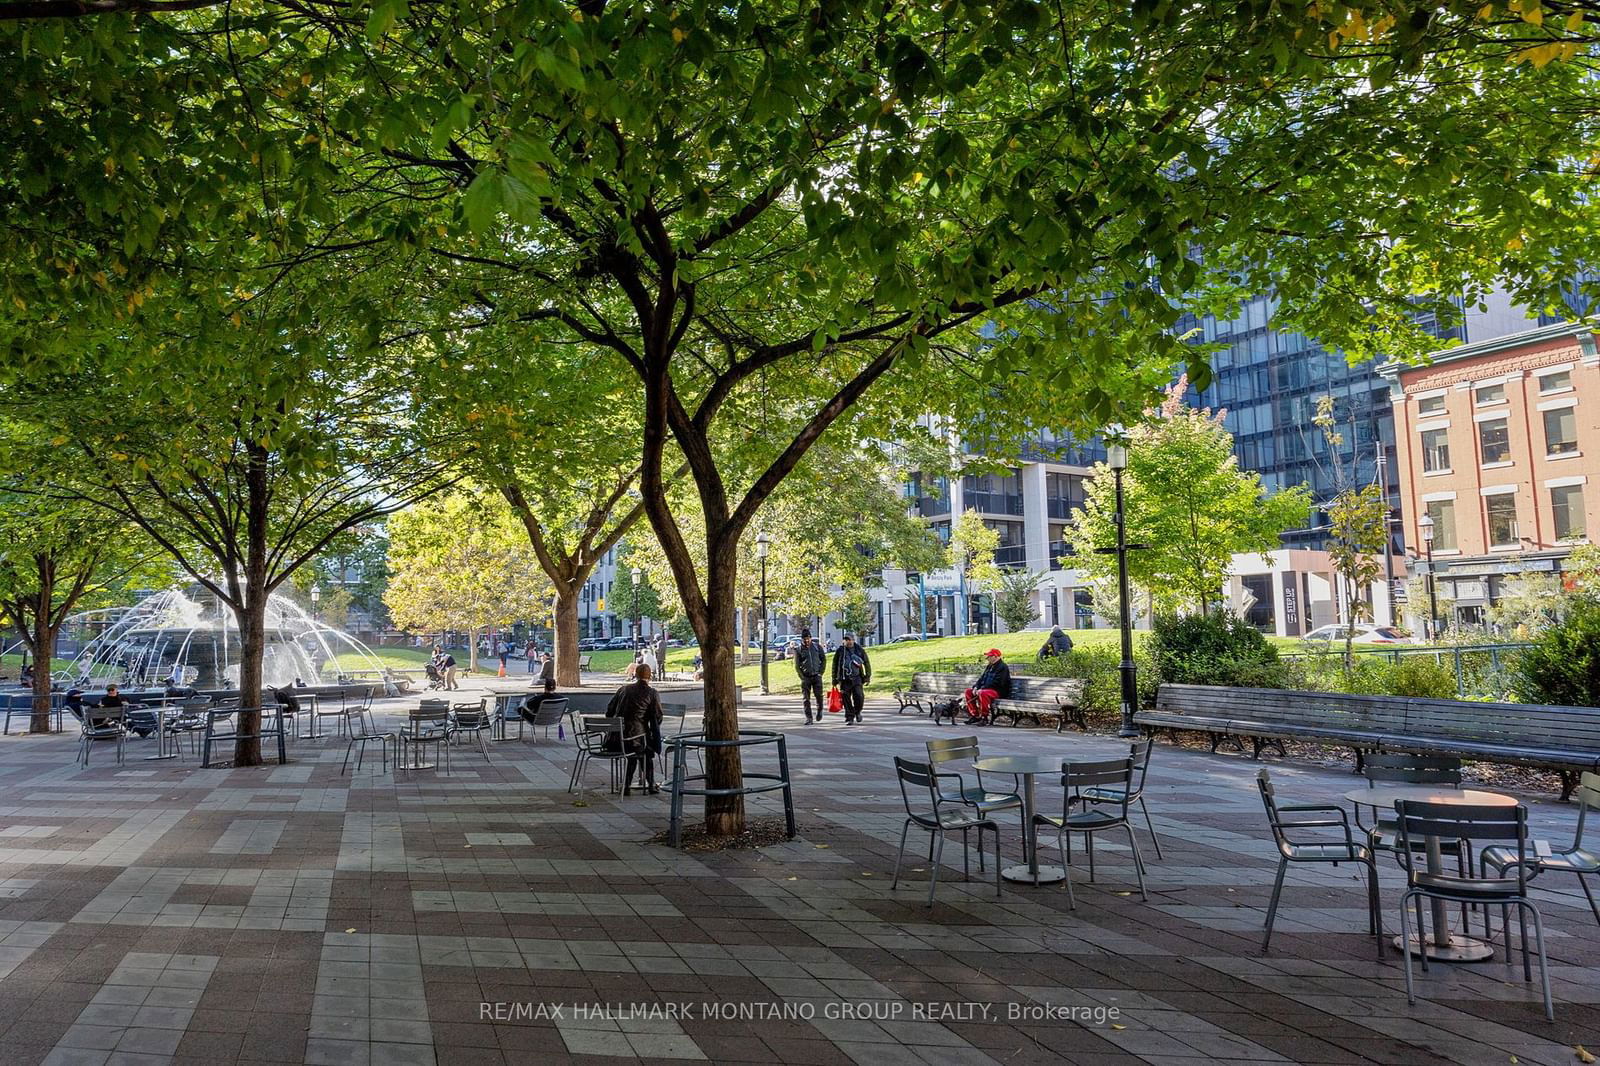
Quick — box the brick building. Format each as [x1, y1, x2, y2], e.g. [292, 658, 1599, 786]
[1380, 322, 1598, 626]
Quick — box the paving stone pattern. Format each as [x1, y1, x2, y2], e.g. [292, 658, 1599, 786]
[0, 682, 1594, 1066]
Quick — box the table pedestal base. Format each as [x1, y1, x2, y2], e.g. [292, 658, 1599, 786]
[1394, 932, 1494, 962]
[143, 753, 179, 762]
[1000, 864, 1066, 885]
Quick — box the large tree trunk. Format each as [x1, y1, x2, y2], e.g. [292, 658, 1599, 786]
[234, 590, 267, 765]
[233, 440, 271, 767]
[468, 628, 479, 673]
[29, 594, 54, 734]
[699, 557, 745, 836]
[554, 585, 581, 686]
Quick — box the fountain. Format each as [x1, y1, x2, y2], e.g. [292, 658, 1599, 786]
[62, 588, 395, 692]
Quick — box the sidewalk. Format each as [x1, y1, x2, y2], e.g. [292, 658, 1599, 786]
[0, 690, 1592, 1065]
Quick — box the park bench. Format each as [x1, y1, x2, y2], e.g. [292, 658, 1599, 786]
[1135, 684, 1600, 800]
[579, 654, 592, 671]
[894, 671, 1086, 731]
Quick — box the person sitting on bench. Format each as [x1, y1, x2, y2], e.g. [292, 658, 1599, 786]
[963, 649, 1012, 723]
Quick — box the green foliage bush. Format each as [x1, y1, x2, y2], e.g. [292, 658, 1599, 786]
[1329, 656, 1458, 699]
[1032, 644, 1159, 720]
[1149, 612, 1290, 688]
[1511, 597, 1600, 707]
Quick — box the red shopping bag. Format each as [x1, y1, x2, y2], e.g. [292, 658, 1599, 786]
[826, 686, 843, 713]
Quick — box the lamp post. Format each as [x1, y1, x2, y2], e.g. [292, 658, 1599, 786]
[630, 567, 642, 651]
[1107, 441, 1139, 738]
[1418, 513, 1438, 643]
[310, 584, 321, 626]
[756, 532, 771, 694]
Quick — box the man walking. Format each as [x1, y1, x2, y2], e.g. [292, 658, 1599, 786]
[831, 633, 871, 724]
[793, 628, 826, 723]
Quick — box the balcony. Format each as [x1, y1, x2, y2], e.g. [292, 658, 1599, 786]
[993, 544, 1028, 568]
[1046, 497, 1083, 521]
[964, 491, 1024, 516]
[914, 494, 951, 517]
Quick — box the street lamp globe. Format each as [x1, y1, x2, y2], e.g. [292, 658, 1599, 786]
[1106, 441, 1128, 470]
[631, 566, 641, 586]
[755, 531, 770, 558]
[1418, 513, 1435, 545]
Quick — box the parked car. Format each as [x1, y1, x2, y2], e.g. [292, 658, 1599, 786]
[1302, 624, 1412, 645]
[890, 633, 933, 644]
[603, 637, 635, 650]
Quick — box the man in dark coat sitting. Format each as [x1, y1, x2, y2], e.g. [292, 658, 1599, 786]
[605, 662, 664, 795]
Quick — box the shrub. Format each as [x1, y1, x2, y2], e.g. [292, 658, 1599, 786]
[1511, 596, 1600, 707]
[1150, 612, 1291, 689]
[1333, 657, 1458, 699]
[1031, 643, 1159, 720]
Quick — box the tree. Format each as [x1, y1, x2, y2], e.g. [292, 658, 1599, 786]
[0, 482, 163, 732]
[993, 570, 1044, 634]
[1325, 485, 1388, 665]
[1316, 397, 1390, 667]
[384, 488, 553, 666]
[1488, 568, 1566, 638]
[1068, 386, 1313, 615]
[385, 493, 540, 640]
[11, 1, 1600, 833]
[948, 510, 1001, 634]
[4, 297, 452, 764]
[407, 332, 668, 685]
[604, 543, 663, 646]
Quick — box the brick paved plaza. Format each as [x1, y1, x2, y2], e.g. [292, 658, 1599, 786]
[0, 683, 1594, 1066]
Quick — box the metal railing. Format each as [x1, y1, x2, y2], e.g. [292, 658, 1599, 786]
[1282, 641, 1534, 699]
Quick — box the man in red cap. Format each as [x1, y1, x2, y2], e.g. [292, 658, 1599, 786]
[963, 648, 1012, 724]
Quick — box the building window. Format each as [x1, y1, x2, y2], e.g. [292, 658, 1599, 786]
[1426, 499, 1458, 551]
[1552, 484, 1586, 541]
[1544, 407, 1578, 456]
[1485, 492, 1519, 548]
[1417, 394, 1446, 416]
[1539, 370, 1572, 394]
[1478, 418, 1510, 465]
[1475, 381, 1506, 405]
[1420, 428, 1450, 472]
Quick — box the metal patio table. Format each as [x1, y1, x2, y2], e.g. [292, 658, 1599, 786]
[1345, 784, 1517, 962]
[973, 753, 1069, 885]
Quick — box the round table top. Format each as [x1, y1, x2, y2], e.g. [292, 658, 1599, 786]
[1343, 785, 1517, 808]
[973, 754, 1066, 776]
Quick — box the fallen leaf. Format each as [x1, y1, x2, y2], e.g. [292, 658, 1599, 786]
[1111, 1023, 1126, 1030]
[1576, 1048, 1596, 1065]
[814, 844, 830, 849]
[344, 928, 357, 934]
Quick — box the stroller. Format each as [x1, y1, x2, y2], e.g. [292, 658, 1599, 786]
[424, 660, 446, 691]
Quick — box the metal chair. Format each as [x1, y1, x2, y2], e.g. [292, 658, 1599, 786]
[398, 700, 452, 773]
[1256, 769, 1382, 956]
[340, 712, 395, 775]
[1481, 770, 1600, 928]
[890, 757, 1003, 907]
[77, 706, 126, 767]
[658, 704, 702, 781]
[1033, 758, 1147, 910]
[1356, 753, 1466, 862]
[1081, 737, 1163, 860]
[924, 735, 1023, 864]
[164, 697, 212, 758]
[568, 716, 636, 795]
[450, 700, 493, 762]
[1395, 799, 1553, 1020]
[516, 696, 569, 742]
